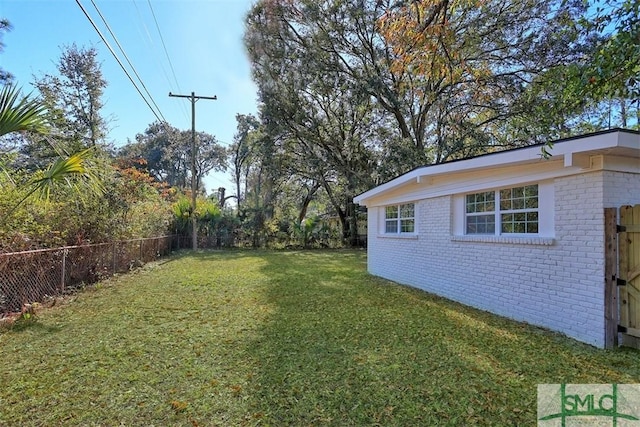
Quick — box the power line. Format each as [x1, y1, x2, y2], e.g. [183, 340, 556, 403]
[75, 0, 168, 127]
[147, 0, 183, 98]
[89, 0, 168, 124]
[89, 0, 167, 123]
[132, 0, 190, 122]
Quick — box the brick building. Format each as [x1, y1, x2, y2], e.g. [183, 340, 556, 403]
[354, 129, 640, 347]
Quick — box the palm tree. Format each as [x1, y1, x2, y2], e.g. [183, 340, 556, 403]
[1, 83, 104, 214]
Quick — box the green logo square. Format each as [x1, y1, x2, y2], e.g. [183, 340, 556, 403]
[538, 384, 640, 426]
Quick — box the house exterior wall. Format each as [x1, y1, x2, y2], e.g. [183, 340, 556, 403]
[366, 169, 638, 347]
[603, 171, 640, 208]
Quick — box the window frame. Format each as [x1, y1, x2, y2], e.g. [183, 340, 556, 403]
[464, 184, 541, 236]
[383, 202, 416, 235]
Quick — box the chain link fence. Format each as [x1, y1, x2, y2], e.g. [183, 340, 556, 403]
[0, 235, 178, 316]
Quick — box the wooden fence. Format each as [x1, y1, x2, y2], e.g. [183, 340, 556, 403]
[605, 205, 640, 349]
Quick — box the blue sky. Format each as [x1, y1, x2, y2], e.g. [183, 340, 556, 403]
[0, 0, 258, 193]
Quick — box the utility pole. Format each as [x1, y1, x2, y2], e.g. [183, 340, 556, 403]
[169, 91, 217, 250]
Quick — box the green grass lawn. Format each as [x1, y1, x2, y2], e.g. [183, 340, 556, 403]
[1, 250, 638, 426]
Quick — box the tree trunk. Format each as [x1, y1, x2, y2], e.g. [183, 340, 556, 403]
[320, 177, 348, 243]
[348, 199, 358, 247]
[297, 182, 322, 224]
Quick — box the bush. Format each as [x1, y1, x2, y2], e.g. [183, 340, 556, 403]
[0, 155, 174, 251]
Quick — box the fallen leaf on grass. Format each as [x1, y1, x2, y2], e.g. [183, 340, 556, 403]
[170, 400, 188, 413]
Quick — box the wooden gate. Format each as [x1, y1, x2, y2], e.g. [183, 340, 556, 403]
[606, 205, 640, 348]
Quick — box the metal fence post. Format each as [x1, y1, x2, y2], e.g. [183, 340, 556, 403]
[112, 242, 116, 274]
[61, 248, 67, 293]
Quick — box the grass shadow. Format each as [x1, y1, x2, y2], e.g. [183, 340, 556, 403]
[3, 320, 63, 334]
[241, 250, 640, 426]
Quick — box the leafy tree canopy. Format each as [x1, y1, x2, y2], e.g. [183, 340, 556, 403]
[120, 121, 227, 194]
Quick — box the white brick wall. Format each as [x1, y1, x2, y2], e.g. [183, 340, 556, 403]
[603, 171, 640, 207]
[366, 170, 639, 347]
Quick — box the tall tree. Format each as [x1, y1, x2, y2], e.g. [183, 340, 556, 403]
[121, 121, 226, 194]
[14, 44, 109, 171]
[508, 0, 640, 136]
[230, 113, 260, 207]
[34, 44, 107, 148]
[248, 1, 591, 166]
[576, 0, 639, 128]
[376, 0, 591, 158]
[244, 0, 629, 245]
[192, 130, 227, 193]
[238, 129, 284, 246]
[246, 1, 380, 244]
[123, 122, 185, 187]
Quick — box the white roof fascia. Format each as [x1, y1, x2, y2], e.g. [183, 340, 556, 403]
[354, 130, 638, 205]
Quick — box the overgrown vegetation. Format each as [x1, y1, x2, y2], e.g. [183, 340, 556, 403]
[0, 152, 174, 252]
[1, 250, 637, 426]
[0, 42, 179, 252]
[2, 2, 637, 250]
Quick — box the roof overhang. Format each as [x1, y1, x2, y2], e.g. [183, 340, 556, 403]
[354, 130, 640, 207]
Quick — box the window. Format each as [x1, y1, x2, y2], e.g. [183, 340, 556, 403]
[385, 203, 415, 234]
[465, 185, 538, 235]
[465, 191, 495, 234]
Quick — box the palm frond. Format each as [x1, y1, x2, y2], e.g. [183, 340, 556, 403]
[29, 148, 106, 201]
[3, 149, 106, 220]
[0, 83, 48, 137]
